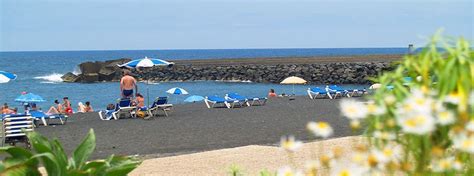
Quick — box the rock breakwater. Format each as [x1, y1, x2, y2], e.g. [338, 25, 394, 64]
[62, 57, 395, 84]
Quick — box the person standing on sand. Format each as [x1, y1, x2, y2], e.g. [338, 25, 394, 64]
[120, 70, 138, 99]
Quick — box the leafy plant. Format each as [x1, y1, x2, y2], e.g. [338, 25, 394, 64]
[0, 129, 141, 175]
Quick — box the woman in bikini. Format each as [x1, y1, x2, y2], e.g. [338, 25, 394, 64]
[47, 100, 63, 114]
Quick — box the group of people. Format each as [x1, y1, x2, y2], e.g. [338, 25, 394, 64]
[47, 97, 94, 115]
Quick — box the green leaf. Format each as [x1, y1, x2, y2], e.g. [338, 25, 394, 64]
[72, 129, 96, 170]
[104, 156, 141, 176]
[0, 163, 41, 176]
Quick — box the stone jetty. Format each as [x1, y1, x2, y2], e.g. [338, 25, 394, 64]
[62, 55, 401, 84]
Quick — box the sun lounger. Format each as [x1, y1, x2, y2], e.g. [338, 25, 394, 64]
[2, 114, 34, 147]
[112, 98, 137, 120]
[307, 87, 330, 99]
[225, 93, 267, 106]
[148, 97, 173, 117]
[204, 95, 237, 108]
[329, 85, 366, 98]
[29, 110, 67, 126]
[98, 109, 115, 120]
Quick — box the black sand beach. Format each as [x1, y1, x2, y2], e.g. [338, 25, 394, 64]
[36, 96, 358, 159]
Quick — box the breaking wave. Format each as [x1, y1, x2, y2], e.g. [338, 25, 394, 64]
[34, 73, 63, 83]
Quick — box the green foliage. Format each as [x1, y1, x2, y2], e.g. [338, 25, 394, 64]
[0, 129, 141, 175]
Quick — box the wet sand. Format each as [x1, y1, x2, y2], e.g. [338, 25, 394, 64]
[36, 96, 360, 159]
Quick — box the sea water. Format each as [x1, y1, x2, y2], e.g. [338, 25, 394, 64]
[0, 48, 406, 110]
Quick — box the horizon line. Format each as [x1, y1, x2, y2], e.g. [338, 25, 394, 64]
[0, 46, 414, 53]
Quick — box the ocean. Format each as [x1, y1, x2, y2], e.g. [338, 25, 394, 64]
[0, 48, 408, 111]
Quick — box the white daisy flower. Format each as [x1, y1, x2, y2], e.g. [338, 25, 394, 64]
[330, 163, 367, 176]
[452, 132, 474, 154]
[466, 120, 474, 132]
[431, 157, 459, 173]
[280, 135, 303, 152]
[373, 131, 396, 141]
[444, 92, 462, 105]
[366, 101, 386, 116]
[307, 121, 333, 138]
[277, 166, 303, 176]
[436, 109, 456, 125]
[304, 160, 319, 176]
[397, 112, 436, 135]
[340, 99, 368, 120]
[371, 145, 401, 166]
[400, 89, 433, 114]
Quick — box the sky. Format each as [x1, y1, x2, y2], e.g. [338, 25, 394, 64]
[0, 0, 472, 51]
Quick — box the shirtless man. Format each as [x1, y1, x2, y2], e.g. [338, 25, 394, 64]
[120, 70, 138, 98]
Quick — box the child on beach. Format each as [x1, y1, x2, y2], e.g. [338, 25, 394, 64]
[268, 89, 277, 98]
[84, 101, 94, 112]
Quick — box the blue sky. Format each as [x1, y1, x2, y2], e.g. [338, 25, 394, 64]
[1, 0, 472, 51]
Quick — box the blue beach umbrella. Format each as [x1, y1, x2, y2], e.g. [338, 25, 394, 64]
[166, 87, 189, 95]
[184, 95, 204, 103]
[118, 56, 174, 69]
[0, 71, 17, 83]
[15, 93, 46, 103]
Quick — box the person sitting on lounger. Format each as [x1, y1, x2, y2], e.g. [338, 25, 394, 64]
[77, 102, 86, 113]
[47, 100, 63, 114]
[120, 70, 138, 98]
[268, 89, 277, 98]
[84, 101, 94, 112]
[135, 93, 146, 110]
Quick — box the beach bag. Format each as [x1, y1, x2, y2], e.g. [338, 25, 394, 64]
[136, 110, 146, 118]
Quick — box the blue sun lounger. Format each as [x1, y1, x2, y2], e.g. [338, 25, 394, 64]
[148, 97, 173, 117]
[205, 95, 237, 108]
[225, 93, 267, 106]
[307, 87, 330, 99]
[29, 110, 67, 126]
[112, 98, 137, 120]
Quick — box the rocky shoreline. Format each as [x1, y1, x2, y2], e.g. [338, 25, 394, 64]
[62, 55, 400, 84]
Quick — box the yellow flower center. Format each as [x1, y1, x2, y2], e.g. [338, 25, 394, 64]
[415, 98, 425, 106]
[462, 140, 473, 149]
[367, 104, 376, 113]
[438, 111, 450, 120]
[404, 115, 426, 127]
[383, 148, 394, 157]
[338, 170, 351, 176]
[347, 106, 358, 114]
[317, 122, 329, 129]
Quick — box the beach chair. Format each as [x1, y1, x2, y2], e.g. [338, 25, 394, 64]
[224, 93, 247, 107]
[225, 93, 267, 106]
[307, 87, 330, 99]
[98, 109, 115, 120]
[204, 95, 237, 108]
[325, 85, 343, 99]
[2, 114, 34, 147]
[148, 97, 173, 117]
[29, 110, 67, 126]
[112, 98, 137, 120]
[329, 85, 366, 98]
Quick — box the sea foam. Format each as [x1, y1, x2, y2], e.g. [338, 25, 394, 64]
[34, 73, 64, 83]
